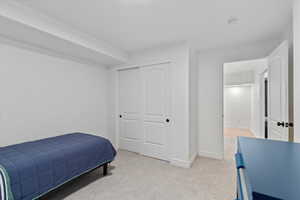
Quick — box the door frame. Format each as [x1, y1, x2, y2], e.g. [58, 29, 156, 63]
[222, 58, 268, 154]
[114, 60, 172, 160]
[259, 69, 268, 139]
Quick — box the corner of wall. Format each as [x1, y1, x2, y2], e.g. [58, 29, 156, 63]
[198, 151, 224, 160]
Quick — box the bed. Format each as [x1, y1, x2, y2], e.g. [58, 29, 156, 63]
[0, 133, 116, 200]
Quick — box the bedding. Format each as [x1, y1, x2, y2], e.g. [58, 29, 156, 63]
[0, 133, 116, 200]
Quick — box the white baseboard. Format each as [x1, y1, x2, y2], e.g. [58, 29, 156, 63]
[250, 128, 257, 137]
[111, 142, 119, 151]
[170, 156, 196, 168]
[198, 151, 223, 160]
[189, 153, 198, 167]
[170, 159, 190, 168]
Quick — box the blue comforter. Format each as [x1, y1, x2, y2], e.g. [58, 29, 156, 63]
[0, 133, 116, 200]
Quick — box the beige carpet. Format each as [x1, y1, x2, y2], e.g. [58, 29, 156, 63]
[42, 139, 237, 200]
[224, 128, 254, 138]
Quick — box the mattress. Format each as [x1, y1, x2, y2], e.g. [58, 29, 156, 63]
[0, 133, 116, 200]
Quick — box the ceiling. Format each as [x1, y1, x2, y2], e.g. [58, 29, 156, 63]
[14, 0, 292, 53]
[224, 59, 267, 75]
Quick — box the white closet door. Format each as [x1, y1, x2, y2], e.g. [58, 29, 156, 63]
[118, 68, 142, 153]
[141, 63, 171, 161]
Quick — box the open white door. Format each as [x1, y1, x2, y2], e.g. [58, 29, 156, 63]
[268, 41, 291, 141]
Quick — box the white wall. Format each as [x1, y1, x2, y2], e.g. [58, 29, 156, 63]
[224, 71, 254, 86]
[251, 72, 263, 138]
[224, 85, 252, 129]
[197, 40, 281, 159]
[0, 42, 109, 146]
[189, 49, 198, 161]
[294, 0, 300, 142]
[109, 43, 192, 167]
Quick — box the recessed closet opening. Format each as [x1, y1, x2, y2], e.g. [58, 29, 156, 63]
[116, 62, 172, 161]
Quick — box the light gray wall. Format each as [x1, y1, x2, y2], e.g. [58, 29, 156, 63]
[224, 85, 252, 129]
[224, 71, 254, 86]
[0, 43, 109, 146]
[189, 48, 199, 160]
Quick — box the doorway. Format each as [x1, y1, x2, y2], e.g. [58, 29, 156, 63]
[222, 41, 293, 158]
[223, 59, 267, 142]
[262, 70, 269, 139]
[223, 59, 268, 158]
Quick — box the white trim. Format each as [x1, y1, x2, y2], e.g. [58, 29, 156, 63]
[170, 158, 193, 168]
[259, 69, 268, 139]
[225, 58, 268, 66]
[189, 153, 198, 167]
[198, 151, 224, 160]
[113, 60, 171, 71]
[221, 63, 225, 160]
[250, 128, 257, 138]
[115, 70, 120, 150]
[224, 83, 254, 88]
[170, 152, 198, 169]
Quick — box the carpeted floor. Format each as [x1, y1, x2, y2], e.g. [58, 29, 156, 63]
[224, 128, 254, 138]
[42, 137, 239, 200]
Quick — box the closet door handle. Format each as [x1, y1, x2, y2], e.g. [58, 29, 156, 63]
[119, 115, 122, 118]
[166, 118, 170, 123]
[277, 121, 284, 127]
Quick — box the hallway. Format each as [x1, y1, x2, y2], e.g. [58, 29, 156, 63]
[224, 128, 254, 138]
[224, 128, 254, 160]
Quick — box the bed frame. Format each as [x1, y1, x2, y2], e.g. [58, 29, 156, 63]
[36, 162, 110, 199]
[0, 133, 117, 200]
[96, 162, 109, 176]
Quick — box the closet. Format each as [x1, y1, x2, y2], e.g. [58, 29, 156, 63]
[118, 62, 171, 161]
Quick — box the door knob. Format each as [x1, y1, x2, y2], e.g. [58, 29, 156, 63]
[119, 115, 122, 118]
[277, 121, 284, 127]
[166, 118, 170, 123]
[285, 122, 294, 128]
